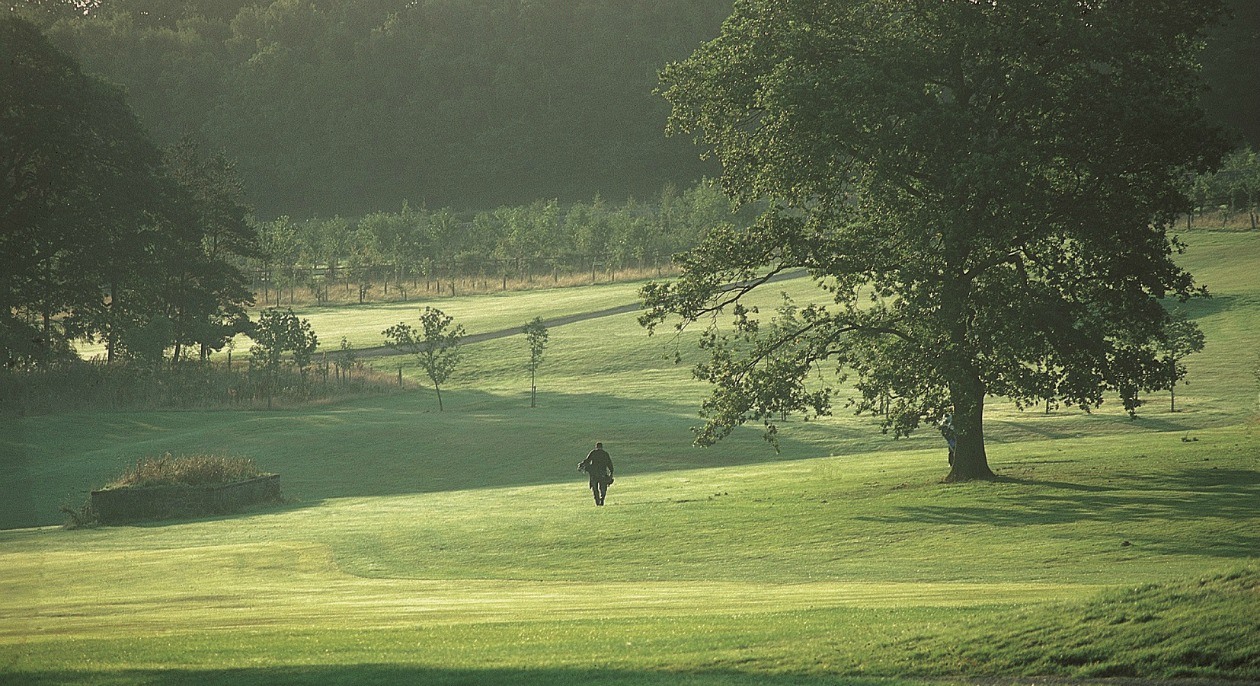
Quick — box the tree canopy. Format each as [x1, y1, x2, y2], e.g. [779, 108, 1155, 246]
[1, 15, 257, 369]
[523, 317, 548, 408]
[383, 307, 465, 411]
[1, 14, 162, 366]
[24, 0, 735, 217]
[643, 0, 1228, 481]
[250, 306, 318, 408]
[13, 0, 1256, 221]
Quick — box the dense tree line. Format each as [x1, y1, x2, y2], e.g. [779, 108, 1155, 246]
[18, 0, 732, 218]
[16, 0, 1257, 222]
[253, 181, 743, 305]
[2, 15, 256, 370]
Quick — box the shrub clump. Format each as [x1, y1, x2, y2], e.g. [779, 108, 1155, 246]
[107, 453, 267, 489]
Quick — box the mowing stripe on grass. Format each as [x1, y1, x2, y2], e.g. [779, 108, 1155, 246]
[1, 543, 1100, 642]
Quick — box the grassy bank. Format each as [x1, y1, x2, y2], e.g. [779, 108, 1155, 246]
[2, 427, 1257, 683]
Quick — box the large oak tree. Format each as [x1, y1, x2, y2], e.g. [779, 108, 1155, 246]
[641, 0, 1227, 481]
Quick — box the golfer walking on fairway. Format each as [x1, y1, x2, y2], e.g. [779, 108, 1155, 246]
[578, 442, 614, 506]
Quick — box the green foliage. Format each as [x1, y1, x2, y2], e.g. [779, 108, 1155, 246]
[1159, 311, 1207, 412]
[29, 0, 1256, 220]
[32, 0, 735, 217]
[1, 17, 257, 369]
[149, 138, 258, 361]
[107, 453, 265, 489]
[1190, 145, 1260, 228]
[692, 295, 835, 449]
[332, 336, 358, 381]
[1200, 0, 1260, 148]
[1, 14, 163, 368]
[250, 308, 318, 373]
[647, 0, 1228, 481]
[250, 307, 318, 408]
[244, 180, 740, 307]
[383, 307, 465, 410]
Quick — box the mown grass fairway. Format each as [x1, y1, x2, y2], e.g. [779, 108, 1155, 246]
[2, 229, 1258, 685]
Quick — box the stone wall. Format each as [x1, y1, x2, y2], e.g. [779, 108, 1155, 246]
[91, 474, 281, 524]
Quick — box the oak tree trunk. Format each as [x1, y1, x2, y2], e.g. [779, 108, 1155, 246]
[945, 372, 995, 482]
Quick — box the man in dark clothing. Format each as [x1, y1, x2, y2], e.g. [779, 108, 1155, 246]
[578, 442, 614, 506]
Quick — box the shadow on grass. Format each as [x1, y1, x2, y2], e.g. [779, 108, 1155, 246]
[321, 383, 863, 481]
[2, 387, 884, 529]
[996, 411, 1201, 439]
[111, 496, 327, 529]
[10, 666, 897, 686]
[1177, 292, 1243, 318]
[3, 381, 1243, 530]
[856, 467, 1260, 557]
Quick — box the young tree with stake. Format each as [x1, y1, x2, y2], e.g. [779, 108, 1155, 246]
[523, 317, 549, 407]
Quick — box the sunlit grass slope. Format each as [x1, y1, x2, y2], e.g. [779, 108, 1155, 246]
[1, 229, 1258, 684]
[2, 427, 1258, 683]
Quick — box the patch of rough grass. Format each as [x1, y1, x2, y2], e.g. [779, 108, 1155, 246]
[105, 453, 267, 489]
[931, 566, 1260, 680]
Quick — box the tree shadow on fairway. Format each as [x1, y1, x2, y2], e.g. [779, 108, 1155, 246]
[11, 665, 893, 686]
[993, 411, 1200, 440]
[856, 467, 1260, 559]
[2, 386, 877, 529]
[191, 387, 875, 507]
[1176, 292, 1242, 319]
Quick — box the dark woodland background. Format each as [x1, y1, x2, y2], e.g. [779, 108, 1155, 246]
[21, 0, 1260, 220]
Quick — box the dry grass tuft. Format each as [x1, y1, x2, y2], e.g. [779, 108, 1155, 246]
[108, 453, 267, 489]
